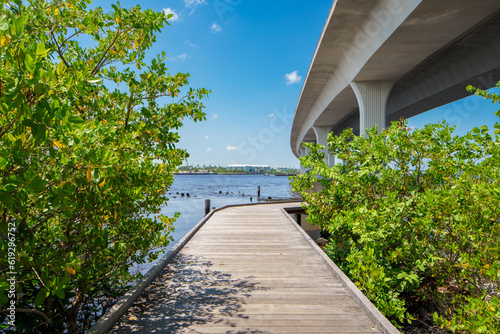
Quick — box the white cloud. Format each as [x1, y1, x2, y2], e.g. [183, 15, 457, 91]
[183, 40, 197, 48]
[163, 8, 180, 21]
[170, 53, 189, 61]
[226, 145, 238, 151]
[184, 0, 206, 14]
[206, 147, 213, 152]
[267, 113, 275, 118]
[211, 22, 222, 33]
[204, 135, 209, 140]
[285, 70, 302, 85]
[184, 0, 206, 7]
[210, 114, 219, 120]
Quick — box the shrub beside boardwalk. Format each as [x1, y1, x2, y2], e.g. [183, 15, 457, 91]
[292, 83, 500, 333]
[0, 1, 208, 332]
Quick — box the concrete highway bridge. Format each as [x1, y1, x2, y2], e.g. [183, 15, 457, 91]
[291, 0, 500, 167]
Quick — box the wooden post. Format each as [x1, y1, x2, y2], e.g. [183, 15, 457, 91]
[205, 199, 210, 216]
[257, 186, 260, 198]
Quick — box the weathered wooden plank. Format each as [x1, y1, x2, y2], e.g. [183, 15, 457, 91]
[109, 203, 397, 334]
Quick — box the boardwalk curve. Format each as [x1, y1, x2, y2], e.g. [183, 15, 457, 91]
[105, 203, 399, 334]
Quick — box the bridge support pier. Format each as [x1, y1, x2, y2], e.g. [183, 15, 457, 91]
[298, 147, 306, 174]
[299, 145, 313, 174]
[313, 126, 335, 167]
[350, 81, 394, 137]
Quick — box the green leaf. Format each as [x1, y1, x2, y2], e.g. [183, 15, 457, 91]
[35, 288, 47, 307]
[36, 42, 46, 56]
[60, 277, 71, 286]
[0, 157, 7, 170]
[54, 287, 65, 299]
[57, 62, 65, 75]
[68, 116, 84, 124]
[466, 85, 475, 92]
[0, 191, 14, 206]
[14, 15, 28, 34]
[0, 293, 7, 304]
[90, 169, 101, 183]
[28, 178, 48, 193]
[24, 54, 34, 73]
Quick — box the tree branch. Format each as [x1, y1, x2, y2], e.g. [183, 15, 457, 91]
[60, 29, 83, 49]
[0, 308, 52, 325]
[124, 91, 134, 130]
[22, 217, 34, 240]
[0, 113, 22, 140]
[92, 31, 122, 76]
[49, 32, 71, 69]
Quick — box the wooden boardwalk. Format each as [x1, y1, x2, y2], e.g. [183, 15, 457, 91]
[108, 203, 398, 334]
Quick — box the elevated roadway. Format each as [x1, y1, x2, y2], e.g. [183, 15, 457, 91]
[291, 0, 500, 164]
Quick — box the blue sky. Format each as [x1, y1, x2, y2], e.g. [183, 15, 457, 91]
[94, 0, 499, 168]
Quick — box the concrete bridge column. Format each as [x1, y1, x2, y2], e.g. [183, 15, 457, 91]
[299, 145, 313, 174]
[298, 147, 306, 174]
[350, 81, 394, 136]
[313, 126, 335, 167]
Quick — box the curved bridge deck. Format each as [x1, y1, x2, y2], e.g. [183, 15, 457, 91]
[109, 203, 398, 334]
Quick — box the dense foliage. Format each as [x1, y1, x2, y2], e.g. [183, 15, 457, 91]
[292, 83, 500, 333]
[0, 0, 209, 332]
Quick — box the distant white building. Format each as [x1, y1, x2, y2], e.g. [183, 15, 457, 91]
[226, 164, 271, 173]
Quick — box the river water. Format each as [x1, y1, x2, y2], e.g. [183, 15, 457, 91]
[136, 174, 299, 274]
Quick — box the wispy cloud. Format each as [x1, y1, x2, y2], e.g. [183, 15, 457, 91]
[210, 114, 219, 120]
[226, 145, 238, 151]
[211, 22, 222, 33]
[183, 40, 198, 48]
[163, 8, 180, 21]
[206, 147, 213, 152]
[184, 0, 206, 15]
[204, 135, 209, 140]
[170, 53, 189, 61]
[267, 113, 275, 118]
[184, 0, 206, 7]
[285, 70, 302, 85]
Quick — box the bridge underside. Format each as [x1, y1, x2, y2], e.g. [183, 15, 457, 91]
[292, 0, 500, 158]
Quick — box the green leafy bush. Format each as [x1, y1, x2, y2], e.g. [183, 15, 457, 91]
[0, 1, 209, 332]
[292, 83, 500, 332]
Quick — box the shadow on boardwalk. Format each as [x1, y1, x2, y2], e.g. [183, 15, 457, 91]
[110, 254, 270, 334]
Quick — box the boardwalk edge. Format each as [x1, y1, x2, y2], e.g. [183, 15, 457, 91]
[281, 206, 402, 334]
[86, 207, 218, 334]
